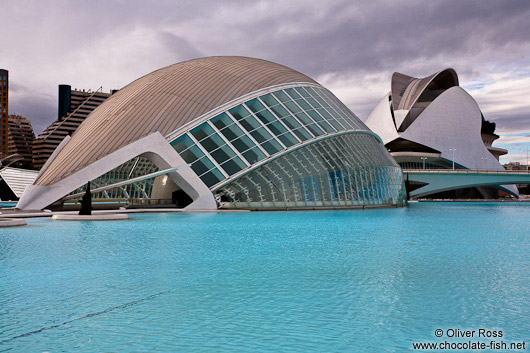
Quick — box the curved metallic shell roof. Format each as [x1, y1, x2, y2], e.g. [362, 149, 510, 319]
[36, 56, 317, 186]
[391, 68, 458, 111]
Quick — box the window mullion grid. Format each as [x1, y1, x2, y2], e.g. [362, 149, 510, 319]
[187, 132, 229, 178]
[256, 97, 302, 144]
[205, 120, 251, 167]
[243, 102, 287, 149]
[314, 88, 351, 130]
[190, 133, 241, 168]
[268, 93, 316, 139]
[321, 88, 360, 129]
[283, 89, 335, 134]
[295, 88, 345, 132]
[225, 111, 270, 158]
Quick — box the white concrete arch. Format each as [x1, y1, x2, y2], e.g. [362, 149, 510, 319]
[17, 132, 217, 210]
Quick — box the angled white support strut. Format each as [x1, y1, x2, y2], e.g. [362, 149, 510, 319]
[17, 132, 217, 210]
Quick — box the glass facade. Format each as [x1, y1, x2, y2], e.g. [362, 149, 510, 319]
[214, 133, 403, 209]
[69, 157, 158, 200]
[72, 84, 403, 208]
[169, 85, 369, 189]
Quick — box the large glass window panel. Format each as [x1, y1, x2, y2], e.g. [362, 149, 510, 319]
[242, 147, 266, 164]
[316, 90, 352, 127]
[231, 135, 258, 154]
[200, 168, 225, 188]
[306, 110, 335, 133]
[281, 116, 312, 141]
[220, 156, 247, 175]
[211, 112, 236, 130]
[254, 108, 277, 125]
[260, 93, 280, 108]
[238, 115, 262, 132]
[283, 100, 301, 114]
[294, 112, 325, 136]
[290, 127, 312, 141]
[229, 105, 251, 121]
[191, 156, 216, 176]
[180, 144, 205, 164]
[276, 112, 300, 129]
[294, 98, 312, 111]
[171, 134, 194, 153]
[259, 95, 312, 139]
[261, 140, 282, 155]
[294, 87, 312, 98]
[338, 116, 356, 130]
[264, 119, 286, 136]
[234, 114, 283, 154]
[200, 133, 228, 153]
[218, 123, 245, 142]
[246, 126, 268, 143]
[267, 103, 290, 119]
[276, 132, 297, 148]
[272, 90, 291, 103]
[210, 144, 237, 164]
[245, 99, 266, 114]
[284, 88, 301, 100]
[305, 87, 330, 107]
[304, 96, 321, 109]
[343, 115, 359, 130]
[190, 122, 215, 142]
[330, 113, 349, 131]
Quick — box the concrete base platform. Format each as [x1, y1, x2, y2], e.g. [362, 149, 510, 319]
[51, 214, 130, 221]
[0, 218, 27, 227]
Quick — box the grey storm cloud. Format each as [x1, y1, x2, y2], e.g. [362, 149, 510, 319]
[1, 0, 529, 146]
[159, 32, 204, 60]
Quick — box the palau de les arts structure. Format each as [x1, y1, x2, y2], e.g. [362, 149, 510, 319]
[14, 57, 513, 211]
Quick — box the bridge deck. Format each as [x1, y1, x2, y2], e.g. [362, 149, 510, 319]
[403, 169, 530, 198]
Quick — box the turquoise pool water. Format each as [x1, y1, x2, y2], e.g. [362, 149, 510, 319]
[1, 203, 529, 352]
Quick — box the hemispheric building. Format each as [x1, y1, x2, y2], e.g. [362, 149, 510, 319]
[365, 68, 517, 198]
[18, 57, 404, 210]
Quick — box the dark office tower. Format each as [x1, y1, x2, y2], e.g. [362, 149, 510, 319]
[0, 69, 8, 156]
[33, 86, 112, 169]
[58, 84, 71, 121]
[7, 115, 35, 169]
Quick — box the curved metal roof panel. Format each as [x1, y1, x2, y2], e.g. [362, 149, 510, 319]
[391, 68, 458, 111]
[35, 56, 318, 186]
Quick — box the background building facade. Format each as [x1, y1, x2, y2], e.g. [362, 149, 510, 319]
[365, 68, 516, 198]
[0, 69, 8, 156]
[33, 85, 112, 169]
[7, 115, 35, 169]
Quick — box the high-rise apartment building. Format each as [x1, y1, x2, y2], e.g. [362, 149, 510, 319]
[7, 115, 35, 169]
[0, 69, 8, 156]
[33, 85, 112, 169]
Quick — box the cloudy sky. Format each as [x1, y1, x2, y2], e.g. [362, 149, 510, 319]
[2, 0, 529, 164]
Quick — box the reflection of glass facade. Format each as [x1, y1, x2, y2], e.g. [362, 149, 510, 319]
[214, 133, 402, 208]
[170, 85, 369, 188]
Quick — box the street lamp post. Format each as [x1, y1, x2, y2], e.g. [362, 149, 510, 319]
[449, 148, 456, 170]
[420, 157, 427, 170]
[526, 148, 528, 173]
